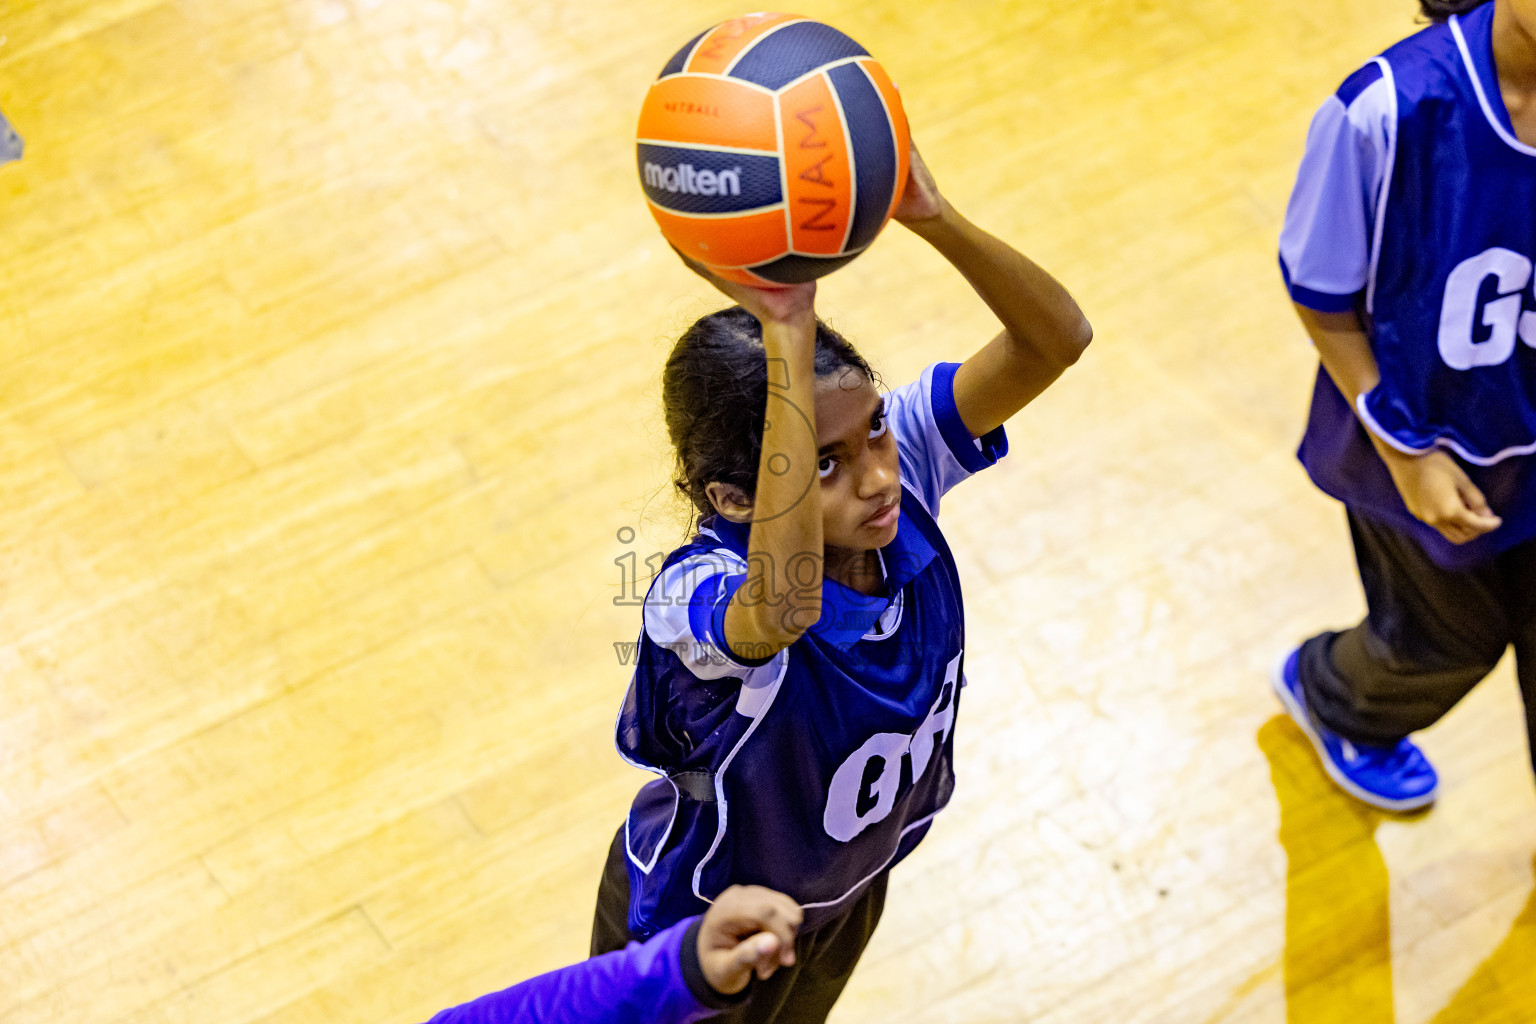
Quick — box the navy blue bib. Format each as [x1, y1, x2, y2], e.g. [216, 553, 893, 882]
[1363, 10, 1536, 463]
[616, 485, 965, 936]
[1298, 6, 1536, 567]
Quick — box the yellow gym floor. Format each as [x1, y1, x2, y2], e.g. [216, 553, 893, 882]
[0, 2, 1531, 1022]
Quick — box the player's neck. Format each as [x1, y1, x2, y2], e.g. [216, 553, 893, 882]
[1493, 1, 1536, 144]
[823, 545, 885, 598]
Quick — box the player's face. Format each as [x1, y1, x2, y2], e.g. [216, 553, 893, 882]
[813, 370, 901, 552]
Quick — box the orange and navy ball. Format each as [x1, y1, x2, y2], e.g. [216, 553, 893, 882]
[636, 13, 911, 288]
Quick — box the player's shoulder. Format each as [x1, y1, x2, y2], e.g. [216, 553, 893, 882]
[652, 526, 746, 589]
[1332, 58, 1391, 112]
[644, 521, 747, 605]
[1369, 17, 1468, 108]
[1317, 20, 1464, 136]
[882, 362, 952, 447]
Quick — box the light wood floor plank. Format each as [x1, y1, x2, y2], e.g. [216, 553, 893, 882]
[4, 1, 1534, 1022]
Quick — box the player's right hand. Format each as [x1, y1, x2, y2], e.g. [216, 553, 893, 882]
[1382, 447, 1502, 544]
[670, 244, 816, 328]
[696, 885, 803, 996]
[892, 140, 947, 225]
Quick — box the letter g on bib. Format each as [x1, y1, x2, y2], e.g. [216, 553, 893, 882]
[1438, 247, 1535, 370]
[824, 731, 909, 843]
[822, 653, 961, 843]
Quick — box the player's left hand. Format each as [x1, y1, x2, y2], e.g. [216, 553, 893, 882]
[1381, 446, 1503, 544]
[670, 244, 817, 326]
[892, 141, 946, 224]
[697, 885, 803, 996]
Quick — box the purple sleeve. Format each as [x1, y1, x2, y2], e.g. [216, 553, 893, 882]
[1277, 60, 1395, 313]
[422, 917, 721, 1024]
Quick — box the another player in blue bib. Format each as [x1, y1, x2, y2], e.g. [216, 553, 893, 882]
[591, 144, 1092, 1024]
[1274, 0, 1536, 811]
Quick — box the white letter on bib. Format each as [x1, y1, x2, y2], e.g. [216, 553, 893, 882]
[1438, 247, 1533, 370]
[908, 653, 960, 781]
[823, 732, 908, 843]
[822, 652, 963, 843]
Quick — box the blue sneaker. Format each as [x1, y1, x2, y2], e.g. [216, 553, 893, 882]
[1270, 646, 1438, 812]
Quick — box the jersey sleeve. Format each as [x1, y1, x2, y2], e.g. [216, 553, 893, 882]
[884, 361, 1009, 517]
[1278, 59, 1397, 313]
[644, 546, 788, 677]
[420, 916, 734, 1024]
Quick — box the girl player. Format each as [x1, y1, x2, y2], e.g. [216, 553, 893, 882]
[1274, 0, 1536, 810]
[591, 144, 1092, 1024]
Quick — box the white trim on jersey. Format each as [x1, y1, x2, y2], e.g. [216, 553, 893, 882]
[1364, 57, 1397, 316]
[1451, 15, 1536, 159]
[1355, 390, 1433, 456]
[690, 654, 790, 905]
[1357, 389, 1536, 466]
[797, 809, 942, 911]
[614, 674, 681, 876]
[1439, 436, 1536, 466]
[862, 592, 902, 640]
[623, 777, 680, 877]
[689, 641, 951, 916]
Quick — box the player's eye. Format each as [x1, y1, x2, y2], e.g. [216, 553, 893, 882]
[818, 456, 838, 480]
[869, 412, 888, 440]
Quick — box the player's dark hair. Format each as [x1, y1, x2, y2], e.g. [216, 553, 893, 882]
[1418, 0, 1490, 21]
[663, 305, 876, 524]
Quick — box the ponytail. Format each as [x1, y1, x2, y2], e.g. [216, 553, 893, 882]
[662, 307, 877, 525]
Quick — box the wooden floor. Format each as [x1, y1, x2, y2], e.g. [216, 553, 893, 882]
[2, 1, 1533, 1021]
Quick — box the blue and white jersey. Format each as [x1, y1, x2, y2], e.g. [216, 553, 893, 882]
[615, 362, 1007, 937]
[1279, 2, 1536, 568]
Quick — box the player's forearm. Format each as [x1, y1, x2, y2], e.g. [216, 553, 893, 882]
[1297, 304, 1379, 404]
[906, 204, 1092, 369]
[1296, 303, 1417, 467]
[726, 317, 823, 658]
[1294, 304, 1502, 539]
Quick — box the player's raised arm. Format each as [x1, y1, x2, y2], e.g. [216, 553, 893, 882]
[897, 144, 1092, 438]
[674, 253, 825, 661]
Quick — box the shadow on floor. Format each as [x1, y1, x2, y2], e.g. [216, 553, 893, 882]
[1258, 715, 1536, 1024]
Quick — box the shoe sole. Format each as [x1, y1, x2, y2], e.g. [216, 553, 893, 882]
[1269, 651, 1436, 813]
